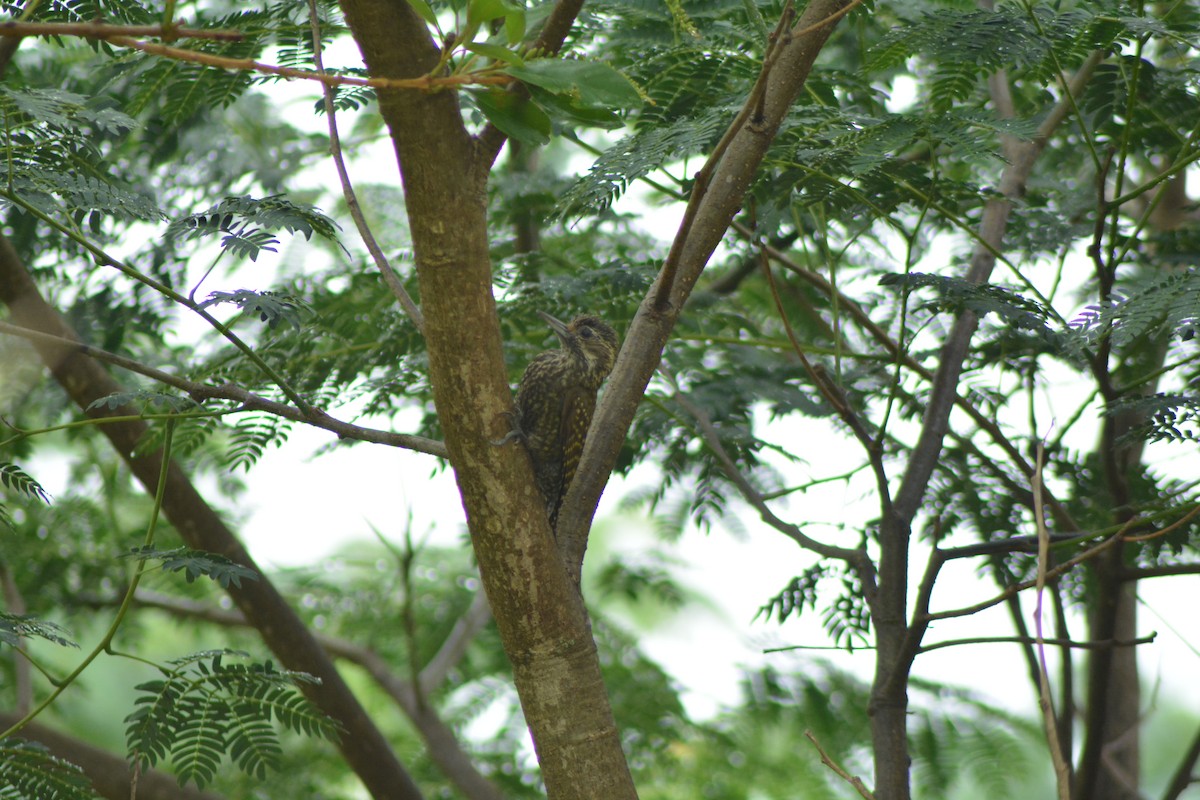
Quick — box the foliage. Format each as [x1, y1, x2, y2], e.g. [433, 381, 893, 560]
[125, 651, 340, 789]
[0, 461, 50, 529]
[0, 738, 98, 800]
[0, 0, 1198, 796]
[0, 613, 78, 649]
[121, 546, 260, 588]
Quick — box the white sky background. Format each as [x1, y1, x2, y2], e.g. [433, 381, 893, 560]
[214, 59, 1200, 733]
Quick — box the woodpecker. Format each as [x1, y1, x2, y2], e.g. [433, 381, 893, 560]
[513, 312, 619, 529]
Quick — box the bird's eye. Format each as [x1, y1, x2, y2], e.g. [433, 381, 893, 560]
[580, 327, 593, 339]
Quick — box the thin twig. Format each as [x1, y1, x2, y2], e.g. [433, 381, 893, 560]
[1033, 442, 1073, 799]
[667, 374, 875, 585]
[0, 21, 243, 40]
[736, 221, 1082, 534]
[929, 531, 1123, 622]
[804, 730, 876, 800]
[104, 33, 511, 91]
[918, 633, 1154, 654]
[307, 0, 424, 333]
[759, 248, 893, 509]
[0, 320, 448, 458]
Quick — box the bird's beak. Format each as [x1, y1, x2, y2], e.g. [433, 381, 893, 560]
[537, 311, 571, 345]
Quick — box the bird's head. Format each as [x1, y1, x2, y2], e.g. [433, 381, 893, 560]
[538, 311, 620, 386]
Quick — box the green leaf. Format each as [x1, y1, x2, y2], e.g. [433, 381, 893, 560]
[0, 739, 94, 800]
[505, 8, 526, 44]
[198, 289, 308, 330]
[125, 652, 338, 789]
[463, 41, 526, 66]
[0, 614, 78, 649]
[529, 85, 623, 129]
[506, 60, 642, 109]
[467, 0, 520, 27]
[471, 88, 551, 146]
[0, 462, 50, 505]
[405, 0, 437, 26]
[122, 546, 260, 588]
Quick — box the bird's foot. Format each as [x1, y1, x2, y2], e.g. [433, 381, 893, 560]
[491, 410, 524, 446]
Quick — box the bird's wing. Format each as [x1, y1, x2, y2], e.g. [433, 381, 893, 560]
[550, 385, 597, 526]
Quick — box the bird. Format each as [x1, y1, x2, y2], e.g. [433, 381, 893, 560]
[512, 311, 620, 530]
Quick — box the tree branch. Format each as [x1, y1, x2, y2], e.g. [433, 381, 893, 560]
[669, 383, 875, 584]
[339, 1, 638, 796]
[890, 49, 1106, 525]
[928, 530, 1125, 622]
[0, 320, 448, 458]
[1162, 723, 1200, 800]
[805, 730, 876, 800]
[0, 20, 244, 41]
[918, 633, 1154, 654]
[555, 0, 857, 582]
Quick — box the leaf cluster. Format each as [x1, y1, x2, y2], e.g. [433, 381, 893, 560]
[165, 194, 342, 263]
[125, 651, 340, 789]
[0, 738, 98, 800]
[122, 546, 260, 588]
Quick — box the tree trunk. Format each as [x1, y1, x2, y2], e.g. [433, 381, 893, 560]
[338, 2, 638, 796]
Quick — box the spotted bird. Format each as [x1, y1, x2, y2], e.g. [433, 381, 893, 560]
[513, 312, 619, 529]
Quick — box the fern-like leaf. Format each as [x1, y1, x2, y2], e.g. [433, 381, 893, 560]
[880, 272, 1051, 332]
[122, 546, 260, 588]
[557, 109, 728, 216]
[165, 194, 342, 261]
[1106, 393, 1200, 445]
[0, 462, 50, 505]
[1070, 269, 1200, 346]
[199, 289, 308, 330]
[756, 563, 829, 624]
[126, 652, 338, 789]
[226, 415, 293, 472]
[0, 613, 78, 649]
[0, 738, 97, 800]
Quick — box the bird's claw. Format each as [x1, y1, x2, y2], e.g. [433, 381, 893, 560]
[491, 410, 524, 446]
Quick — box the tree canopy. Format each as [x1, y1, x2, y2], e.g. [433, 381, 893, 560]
[1, 0, 1199, 799]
